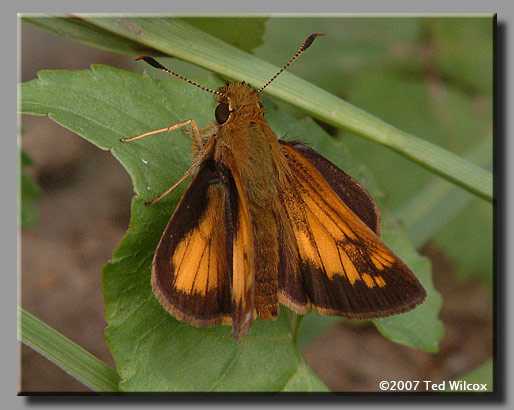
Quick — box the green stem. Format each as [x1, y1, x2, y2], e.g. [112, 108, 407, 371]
[80, 16, 492, 202]
[17, 306, 120, 392]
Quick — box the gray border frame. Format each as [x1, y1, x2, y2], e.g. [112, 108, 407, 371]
[11, 1, 512, 407]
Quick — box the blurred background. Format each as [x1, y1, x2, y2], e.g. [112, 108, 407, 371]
[19, 16, 493, 392]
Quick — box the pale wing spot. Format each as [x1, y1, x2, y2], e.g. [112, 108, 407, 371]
[361, 273, 376, 288]
[378, 250, 395, 265]
[370, 253, 386, 271]
[371, 250, 395, 268]
[339, 248, 361, 285]
[243, 311, 253, 328]
[374, 276, 386, 287]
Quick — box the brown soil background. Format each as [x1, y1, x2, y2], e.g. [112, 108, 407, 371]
[19, 24, 493, 393]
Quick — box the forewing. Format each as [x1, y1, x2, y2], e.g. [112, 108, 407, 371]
[151, 160, 233, 327]
[278, 143, 426, 319]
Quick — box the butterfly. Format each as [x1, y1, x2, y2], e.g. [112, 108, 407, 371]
[122, 33, 426, 341]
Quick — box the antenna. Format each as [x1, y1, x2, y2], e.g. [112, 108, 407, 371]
[257, 32, 324, 94]
[135, 56, 225, 97]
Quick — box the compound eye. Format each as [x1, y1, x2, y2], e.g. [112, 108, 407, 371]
[215, 103, 230, 124]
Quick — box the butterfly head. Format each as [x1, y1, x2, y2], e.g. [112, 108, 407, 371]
[215, 82, 264, 125]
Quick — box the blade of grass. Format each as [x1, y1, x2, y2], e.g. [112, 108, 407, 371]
[21, 15, 165, 56]
[394, 135, 492, 248]
[17, 306, 120, 392]
[79, 16, 492, 202]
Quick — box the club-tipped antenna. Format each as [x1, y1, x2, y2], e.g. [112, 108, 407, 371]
[257, 32, 324, 94]
[136, 56, 225, 97]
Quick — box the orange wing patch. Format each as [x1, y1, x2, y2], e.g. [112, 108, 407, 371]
[278, 143, 426, 318]
[171, 192, 224, 296]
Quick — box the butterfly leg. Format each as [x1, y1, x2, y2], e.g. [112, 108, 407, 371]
[144, 136, 217, 206]
[121, 120, 208, 152]
[121, 121, 218, 205]
[184, 122, 218, 156]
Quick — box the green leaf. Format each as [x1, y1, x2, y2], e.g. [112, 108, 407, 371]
[433, 139, 492, 284]
[20, 149, 40, 228]
[373, 219, 443, 353]
[17, 306, 120, 392]
[296, 313, 342, 351]
[74, 16, 492, 202]
[281, 359, 331, 392]
[20, 148, 33, 167]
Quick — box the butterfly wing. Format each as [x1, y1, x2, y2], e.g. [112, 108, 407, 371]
[151, 152, 255, 341]
[277, 141, 426, 319]
[151, 159, 233, 327]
